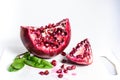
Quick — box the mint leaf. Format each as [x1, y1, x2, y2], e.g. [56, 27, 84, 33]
[8, 65, 18, 72]
[41, 59, 53, 68]
[24, 56, 53, 69]
[8, 52, 53, 72]
[8, 58, 25, 72]
[24, 59, 36, 67]
[11, 61, 25, 70]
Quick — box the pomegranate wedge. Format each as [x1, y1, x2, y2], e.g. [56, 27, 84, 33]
[20, 18, 71, 58]
[66, 39, 93, 65]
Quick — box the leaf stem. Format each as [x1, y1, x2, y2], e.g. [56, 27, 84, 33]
[16, 52, 29, 58]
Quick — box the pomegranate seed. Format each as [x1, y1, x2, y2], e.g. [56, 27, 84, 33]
[61, 59, 67, 63]
[71, 65, 76, 70]
[69, 52, 74, 57]
[58, 74, 63, 78]
[56, 69, 62, 73]
[39, 71, 44, 75]
[66, 66, 72, 70]
[61, 52, 66, 56]
[61, 64, 65, 69]
[51, 60, 57, 66]
[84, 44, 88, 48]
[63, 69, 68, 73]
[76, 55, 82, 58]
[44, 70, 49, 75]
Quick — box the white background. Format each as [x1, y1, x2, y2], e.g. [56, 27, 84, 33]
[0, 0, 120, 80]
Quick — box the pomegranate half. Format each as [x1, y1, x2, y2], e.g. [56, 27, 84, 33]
[20, 18, 71, 58]
[66, 38, 93, 65]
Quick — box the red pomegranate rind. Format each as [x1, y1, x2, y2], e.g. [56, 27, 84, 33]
[20, 18, 71, 58]
[66, 38, 93, 65]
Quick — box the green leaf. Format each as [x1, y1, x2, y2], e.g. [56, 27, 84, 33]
[8, 65, 18, 72]
[24, 57, 53, 69]
[14, 58, 25, 63]
[24, 59, 36, 67]
[8, 51, 53, 72]
[44, 65, 53, 69]
[41, 59, 53, 68]
[8, 58, 25, 72]
[30, 56, 42, 63]
[11, 62, 25, 70]
[35, 63, 44, 68]
[22, 52, 30, 59]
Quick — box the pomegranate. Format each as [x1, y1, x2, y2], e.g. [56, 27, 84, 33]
[66, 38, 93, 65]
[20, 18, 71, 58]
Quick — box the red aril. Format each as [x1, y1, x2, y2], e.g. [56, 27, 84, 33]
[39, 71, 44, 75]
[61, 59, 67, 63]
[20, 18, 71, 58]
[71, 65, 76, 70]
[51, 60, 57, 66]
[61, 52, 66, 56]
[63, 69, 68, 73]
[39, 70, 49, 75]
[66, 38, 93, 65]
[44, 70, 49, 75]
[61, 64, 65, 69]
[58, 74, 63, 78]
[56, 69, 62, 73]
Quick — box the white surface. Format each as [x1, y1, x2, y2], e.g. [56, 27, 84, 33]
[0, 49, 119, 80]
[0, 0, 120, 80]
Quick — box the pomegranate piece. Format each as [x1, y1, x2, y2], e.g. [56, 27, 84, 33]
[20, 18, 71, 58]
[66, 38, 93, 65]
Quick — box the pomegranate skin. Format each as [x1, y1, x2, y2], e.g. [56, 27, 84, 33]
[20, 18, 71, 58]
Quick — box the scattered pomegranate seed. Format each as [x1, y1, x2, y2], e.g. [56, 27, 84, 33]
[66, 65, 76, 70]
[39, 70, 49, 75]
[56, 69, 62, 73]
[51, 60, 57, 66]
[58, 74, 63, 78]
[39, 62, 77, 79]
[61, 52, 66, 56]
[71, 65, 76, 70]
[66, 66, 72, 70]
[61, 64, 65, 69]
[61, 59, 67, 63]
[63, 69, 68, 73]
[39, 71, 44, 75]
[44, 70, 49, 75]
